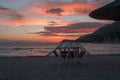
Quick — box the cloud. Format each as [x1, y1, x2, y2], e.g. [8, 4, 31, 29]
[0, 6, 8, 10]
[0, 5, 79, 26]
[0, 18, 51, 26]
[0, 7, 78, 27]
[30, 1, 98, 16]
[46, 8, 64, 16]
[45, 22, 105, 33]
[0, 6, 26, 26]
[29, 31, 80, 37]
[0, 6, 24, 20]
[47, 21, 76, 26]
[29, 22, 106, 39]
[0, 6, 51, 26]
[0, 0, 112, 26]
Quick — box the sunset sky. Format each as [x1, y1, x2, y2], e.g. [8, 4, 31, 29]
[0, 0, 114, 42]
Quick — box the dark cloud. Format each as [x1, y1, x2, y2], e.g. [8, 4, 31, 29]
[45, 22, 105, 33]
[29, 31, 80, 37]
[0, 6, 9, 10]
[0, 6, 24, 20]
[10, 12, 24, 20]
[74, 7, 92, 14]
[29, 31, 52, 35]
[29, 22, 106, 37]
[45, 8, 64, 16]
[47, 21, 58, 26]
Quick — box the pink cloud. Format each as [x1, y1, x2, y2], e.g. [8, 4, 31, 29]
[0, 6, 24, 20]
[29, 22, 105, 39]
[30, 1, 98, 16]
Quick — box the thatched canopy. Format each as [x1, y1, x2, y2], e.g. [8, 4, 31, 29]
[89, 0, 120, 21]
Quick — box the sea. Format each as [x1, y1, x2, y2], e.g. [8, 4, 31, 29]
[0, 42, 120, 57]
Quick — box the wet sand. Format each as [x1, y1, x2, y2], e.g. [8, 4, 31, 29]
[0, 55, 120, 80]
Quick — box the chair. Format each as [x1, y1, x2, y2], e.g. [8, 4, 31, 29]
[78, 50, 86, 58]
[48, 42, 88, 66]
[77, 50, 87, 64]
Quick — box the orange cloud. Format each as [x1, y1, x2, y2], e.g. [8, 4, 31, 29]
[28, 22, 105, 42]
[30, 2, 98, 16]
[0, 5, 78, 26]
[0, 1, 108, 27]
[0, 18, 78, 26]
[0, 6, 25, 21]
[28, 28, 97, 42]
[44, 22, 105, 33]
[0, 18, 49, 26]
[0, 1, 99, 26]
[47, 21, 77, 26]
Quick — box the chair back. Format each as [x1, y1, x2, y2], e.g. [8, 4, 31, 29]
[78, 50, 86, 58]
[53, 50, 58, 57]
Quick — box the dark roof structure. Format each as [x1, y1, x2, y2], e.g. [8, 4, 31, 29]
[89, 0, 120, 21]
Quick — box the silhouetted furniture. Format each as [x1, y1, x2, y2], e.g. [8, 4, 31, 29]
[53, 50, 58, 57]
[78, 50, 86, 58]
[48, 42, 89, 66]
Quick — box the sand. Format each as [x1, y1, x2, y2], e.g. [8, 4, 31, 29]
[0, 55, 120, 80]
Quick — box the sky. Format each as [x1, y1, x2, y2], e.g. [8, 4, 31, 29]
[0, 0, 114, 42]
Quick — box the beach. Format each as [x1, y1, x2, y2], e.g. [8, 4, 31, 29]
[0, 55, 120, 80]
[0, 0, 120, 79]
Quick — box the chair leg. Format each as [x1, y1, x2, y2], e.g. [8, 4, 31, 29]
[81, 57, 87, 65]
[58, 57, 62, 67]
